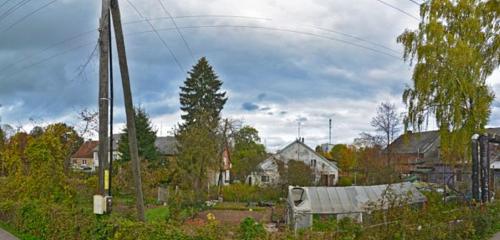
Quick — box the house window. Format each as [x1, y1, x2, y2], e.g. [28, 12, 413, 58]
[82, 159, 87, 165]
[310, 159, 317, 168]
[261, 175, 269, 183]
[329, 174, 336, 186]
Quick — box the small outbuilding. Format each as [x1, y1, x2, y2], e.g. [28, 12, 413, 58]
[287, 182, 426, 230]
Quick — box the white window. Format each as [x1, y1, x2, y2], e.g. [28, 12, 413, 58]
[261, 175, 269, 183]
[82, 159, 87, 165]
[310, 159, 317, 168]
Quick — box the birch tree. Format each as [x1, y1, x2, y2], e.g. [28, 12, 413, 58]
[398, 0, 499, 162]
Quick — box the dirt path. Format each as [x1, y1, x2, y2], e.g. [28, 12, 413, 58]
[0, 228, 18, 240]
[491, 232, 500, 240]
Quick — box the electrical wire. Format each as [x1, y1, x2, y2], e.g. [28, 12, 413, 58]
[126, 0, 185, 73]
[0, 0, 13, 11]
[1, 0, 57, 33]
[123, 15, 271, 25]
[0, 15, 267, 74]
[2, 21, 401, 85]
[70, 43, 98, 82]
[130, 24, 401, 59]
[375, 0, 419, 21]
[0, 0, 31, 23]
[0, 41, 95, 82]
[409, 0, 422, 6]
[0, 29, 95, 74]
[312, 25, 400, 54]
[1, 22, 403, 82]
[158, 0, 195, 61]
[0, 16, 404, 81]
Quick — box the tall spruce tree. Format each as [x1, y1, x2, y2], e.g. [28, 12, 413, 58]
[179, 57, 227, 130]
[177, 57, 227, 195]
[118, 108, 159, 165]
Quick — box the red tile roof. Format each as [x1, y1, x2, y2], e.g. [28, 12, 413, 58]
[72, 141, 98, 158]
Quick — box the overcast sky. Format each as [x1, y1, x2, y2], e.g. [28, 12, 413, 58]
[0, 0, 498, 151]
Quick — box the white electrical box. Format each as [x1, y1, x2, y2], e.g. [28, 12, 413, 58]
[93, 195, 106, 214]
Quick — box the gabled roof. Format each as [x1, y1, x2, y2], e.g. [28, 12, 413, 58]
[256, 155, 279, 171]
[258, 139, 339, 172]
[388, 131, 439, 155]
[279, 139, 339, 170]
[72, 141, 98, 158]
[155, 136, 178, 156]
[388, 127, 500, 156]
[92, 134, 123, 152]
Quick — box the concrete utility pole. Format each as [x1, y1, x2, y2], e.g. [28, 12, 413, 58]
[98, 0, 110, 196]
[110, 0, 145, 221]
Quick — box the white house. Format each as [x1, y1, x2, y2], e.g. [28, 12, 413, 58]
[247, 139, 339, 186]
[92, 134, 123, 171]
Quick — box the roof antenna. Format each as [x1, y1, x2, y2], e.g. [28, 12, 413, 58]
[329, 118, 332, 145]
[297, 121, 301, 140]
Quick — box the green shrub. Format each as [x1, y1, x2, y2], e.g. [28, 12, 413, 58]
[312, 215, 337, 231]
[146, 206, 171, 222]
[337, 176, 353, 186]
[238, 217, 266, 240]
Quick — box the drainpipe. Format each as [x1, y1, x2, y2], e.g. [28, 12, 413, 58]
[486, 136, 491, 202]
[480, 135, 489, 203]
[471, 134, 480, 202]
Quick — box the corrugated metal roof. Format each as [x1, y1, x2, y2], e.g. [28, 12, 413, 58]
[296, 183, 426, 214]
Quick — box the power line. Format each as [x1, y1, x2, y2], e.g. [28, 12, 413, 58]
[132, 24, 401, 59]
[126, 0, 185, 73]
[71, 43, 98, 82]
[409, 0, 422, 6]
[0, 29, 95, 75]
[0, 16, 402, 80]
[2, 23, 401, 81]
[312, 25, 400, 54]
[0, 0, 13, 11]
[0, 23, 403, 96]
[123, 15, 271, 25]
[375, 0, 419, 21]
[158, 0, 195, 61]
[0, 41, 95, 82]
[0, 0, 32, 23]
[1, 0, 57, 33]
[0, 15, 265, 74]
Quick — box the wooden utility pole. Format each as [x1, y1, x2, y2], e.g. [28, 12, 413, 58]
[110, 0, 145, 221]
[98, 0, 110, 196]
